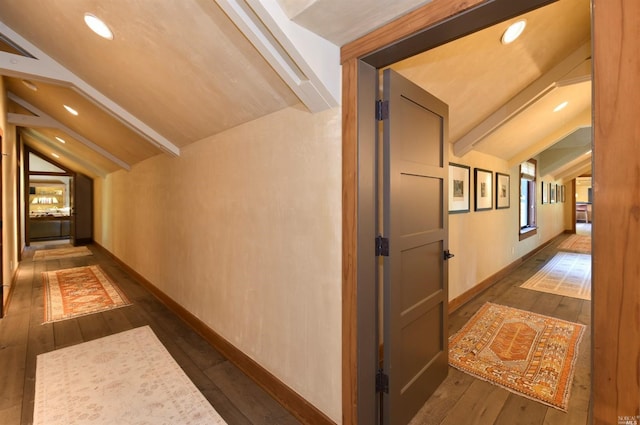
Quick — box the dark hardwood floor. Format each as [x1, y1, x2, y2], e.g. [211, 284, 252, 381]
[410, 226, 592, 425]
[0, 241, 300, 425]
[0, 228, 591, 425]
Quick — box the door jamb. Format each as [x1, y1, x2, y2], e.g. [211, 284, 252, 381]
[341, 1, 560, 423]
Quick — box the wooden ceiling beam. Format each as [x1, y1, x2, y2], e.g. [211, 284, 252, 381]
[8, 92, 131, 171]
[22, 128, 108, 178]
[555, 156, 592, 182]
[0, 19, 180, 157]
[214, 0, 340, 112]
[454, 42, 592, 157]
[507, 108, 591, 168]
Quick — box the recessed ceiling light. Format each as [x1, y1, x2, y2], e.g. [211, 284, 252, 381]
[55, 136, 66, 144]
[51, 153, 60, 159]
[63, 104, 79, 116]
[84, 13, 114, 40]
[553, 101, 569, 112]
[501, 19, 526, 44]
[22, 80, 37, 91]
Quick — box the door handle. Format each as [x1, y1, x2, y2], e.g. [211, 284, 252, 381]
[444, 250, 455, 260]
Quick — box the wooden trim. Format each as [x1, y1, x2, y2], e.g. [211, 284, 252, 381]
[448, 258, 522, 313]
[593, 0, 640, 422]
[92, 243, 335, 425]
[519, 227, 537, 241]
[341, 57, 359, 425]
[341, 0, 486, 64]
[341, 1, 565, 423]
[448, 232, 561, 313]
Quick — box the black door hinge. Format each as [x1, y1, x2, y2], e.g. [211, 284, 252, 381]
[444, 250, 455, 260]
[376, 369, 389, 393]
[375, 235, 389, 257]
[376, 100, 389, 121]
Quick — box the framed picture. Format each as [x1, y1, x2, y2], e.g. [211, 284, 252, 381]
[449, 163, 470, 213]
[541, 181, 548, 204]
[560, 185, 565, 202]
[550, 183, 556, 203]
[495, 172, 510, 209]
[474, 168, 493, 211]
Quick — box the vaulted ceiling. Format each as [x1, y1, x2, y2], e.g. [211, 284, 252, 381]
[0, 0, 591, 180]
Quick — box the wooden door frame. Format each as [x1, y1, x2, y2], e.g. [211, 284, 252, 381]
[23, 146, 75, 246]
[341, 0, 639, 424]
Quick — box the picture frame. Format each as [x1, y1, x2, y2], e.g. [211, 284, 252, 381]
[449, 163, 470, 213]
[474, 168, 493, 211]
[495, 172, 510, 209]
[560, 185, 565, 202]
[541, 180, 548, 204]
[550, 183, 556, 203]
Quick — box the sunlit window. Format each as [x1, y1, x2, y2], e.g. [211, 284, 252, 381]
[519, 159, 537, 240]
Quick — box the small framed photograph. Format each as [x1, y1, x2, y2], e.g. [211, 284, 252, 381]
[474, 168, 493, 211]
[495, 172, 510, 209]
[560, 185, 565, 202]
[541, 181, 548, 204]
[550, 183, 556, 203]
[449, 163, 470, 214]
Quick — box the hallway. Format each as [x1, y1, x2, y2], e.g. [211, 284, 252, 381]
[0, 243, 300, 425]
[0, 232, 590, 425]
[410, 231, 591, 425]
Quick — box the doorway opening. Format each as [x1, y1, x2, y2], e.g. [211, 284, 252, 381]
[342, 0, 593, 423]
[25, 149, 74, 246]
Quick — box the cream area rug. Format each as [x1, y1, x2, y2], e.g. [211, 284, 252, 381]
[520, 252, 591, 300]
[43, 265, 131, 323]
[34, 326, 227, 425]
[33, 246, 93, 261]
[449, 303, 585, 411]
[558, 234, 591, 254]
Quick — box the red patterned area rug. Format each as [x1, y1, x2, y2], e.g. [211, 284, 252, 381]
[43, 265, 131, 323]
[449, 303, 585, 411]
[33, 246, 93, 261]
[558, 234, 591, 254]
[520, 252, 591, 300]
[34, 326, 227, 424]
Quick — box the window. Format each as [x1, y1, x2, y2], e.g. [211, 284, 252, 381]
[519, 159, 537, 240]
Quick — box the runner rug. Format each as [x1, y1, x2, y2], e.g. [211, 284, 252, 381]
[520, 252, 591, 300]
[33, 326, 227, 425]
[557, 234, 591, 254]
[42, 265, 130, 323]
[448, 302, 585, 411]
[33, 246, 93, 261]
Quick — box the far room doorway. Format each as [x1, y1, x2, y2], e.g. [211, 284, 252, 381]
[25, 148, 93, 247]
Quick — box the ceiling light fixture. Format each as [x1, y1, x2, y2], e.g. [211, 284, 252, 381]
[63, 104, 79, 116]
[22, 80, 38, 91]
[553, 101, 569, 112]
[84, 13, 114, 40]
[55, 136, 66, 144]
[501, 19, 526, 44]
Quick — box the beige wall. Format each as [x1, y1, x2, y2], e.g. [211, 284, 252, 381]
[93, 102, 570, 422]
[1, 78, 19, 308]
[94, 105, 343, 423]
[448, 148, 569, 301]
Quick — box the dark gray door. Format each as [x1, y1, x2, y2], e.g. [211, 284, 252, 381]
[381, 69, 449, 425]
[73, 173, 93, 245]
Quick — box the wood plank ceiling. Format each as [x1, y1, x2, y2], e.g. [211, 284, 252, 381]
[0, 0, 591, 180]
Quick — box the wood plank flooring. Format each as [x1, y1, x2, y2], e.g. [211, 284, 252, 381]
[0, 242, 300, 425]
[0, 230, 591, 425]
[410, 230, 592, 425]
